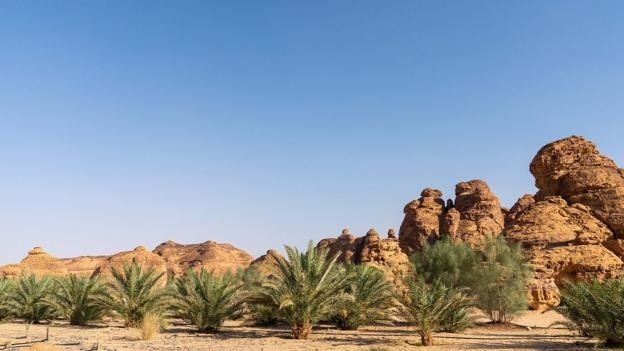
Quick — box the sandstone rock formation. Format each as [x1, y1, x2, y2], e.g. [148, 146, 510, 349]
[317, 228, 411, 282]
[398, 180, 504, 254]
[92, 246, 168, 283]
[249, 249, 284, 276]
[0, 247, 105, 278]
[505, 136, 624, 310]
[530, 136, 624, 237]
[153, 240, 253, 277]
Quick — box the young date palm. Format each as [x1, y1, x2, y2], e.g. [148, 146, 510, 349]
[331, 264, 395, 330]
[251, 242, 347, 339]
[559, 279, 624, 346]
[171, 269, 244, 332]
[0, 279, 14, 320]
[397, 277, 473, 346]
[52, 274, 108, 325]
[6, 274, 55, 324]
[101, 263, 167, 328]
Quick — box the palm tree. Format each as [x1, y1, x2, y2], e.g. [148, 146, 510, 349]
[0, 279, 14, 321]
[250, 242, 347, 339]
[6, 274, 55, 324]
[397, 277, 473, 346]
[52, 274, 108, 325]
[331, 264, 395, 330]
[101, 263, 167, 328]
[170, 269, 244, 332]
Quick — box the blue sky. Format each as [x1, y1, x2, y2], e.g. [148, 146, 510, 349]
[1, 1, 623, 263]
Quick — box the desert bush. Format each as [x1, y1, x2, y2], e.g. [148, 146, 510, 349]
[101, 263, 168, 328]
[0, 279, 14, 321]
[469, 236, 531, 323]
[250, 242, 347, 339]
[331, 264, 395, 330]
[139, 312, 165, 340]
[410, 237, 479, 288]
[171, 269, 244, 332]
[558, 279, 624, 346]
[6, 274, 55, 324]
[240, 267, 280, 326]
[397, 277, 473, 346]
[52, 274, 108, 325]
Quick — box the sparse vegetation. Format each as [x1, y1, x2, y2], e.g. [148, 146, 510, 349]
[6, 274, 55, 324]
[397, 277, 473, 346]
[52, 274, 108, 325]
[469, 236, 532, 323]
[171, 269, 244, 332]
[139, 312, 165, 340]
[250, 242, 347, 339]
[559, 279, 624, 346]
[331, 264, 395, 330]
[101, 263, 168, 328]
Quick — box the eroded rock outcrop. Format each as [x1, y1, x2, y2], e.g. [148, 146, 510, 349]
[153, 240, 253, 277]
[398, 180, 504, 253]
[0, 247, 105, 278]
[318, 228, 410, 281]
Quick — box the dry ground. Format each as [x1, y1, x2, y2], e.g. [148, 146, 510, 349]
[0, 311, 601, 351]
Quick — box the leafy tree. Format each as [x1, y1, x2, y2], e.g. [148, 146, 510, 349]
[410, 237, 479, 288]
[171, 269, 244, 332]
[101, 263, 168, 328]
[250, 242, 347, 339]
[397, 277, 473, 346]
[331, 264, 395, 330]
[52, 274, 108, 325]
[559, 279, 624, 346]
[469, 236, 532, 323]
[6, 274, 55, 324]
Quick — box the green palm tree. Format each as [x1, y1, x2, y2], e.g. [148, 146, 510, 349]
[52, 274, 108, 325]
[251, 242, 347, 339]
[101, 263, 167, 328]
[6, 274, 55, 324]
[171, 269, 244, 332]
[331, 264, 395, 330]
[397, 277, 473, 346]
[0, 279, 15, 321]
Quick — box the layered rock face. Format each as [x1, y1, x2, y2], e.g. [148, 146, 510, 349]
[398, 180, 504, 255]
[153, 240, 253, 277]
[317, 228, 410, 281]
[506, 136, 624, 310]
[0, 247, 105, 278]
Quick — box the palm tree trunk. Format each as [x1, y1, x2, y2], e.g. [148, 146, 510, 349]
[421, 331, 433, 346]
[292, 323, 312, 339]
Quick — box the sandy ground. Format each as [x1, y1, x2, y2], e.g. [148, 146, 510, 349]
[0, 311, 600, 351]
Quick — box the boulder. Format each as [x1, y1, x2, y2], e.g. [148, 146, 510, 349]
[153, 240, 253, 277]
[454, 180, 505, 245]
[530, 136, 624, 237]
[398, 188, 446, 255]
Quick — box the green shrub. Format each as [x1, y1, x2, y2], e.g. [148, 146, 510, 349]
[6, 274, 55, 324]
[241, 267, 280, 326]
[559, 279, 624, 346]
[331, 264, 395, 330]
[171, 269, 244, 332]
[0, 279, 14, 321]
[250, 242, 347, 339]
[52, 274, 108, 325]
[101, 263, 168, 328]
[397, 277, 473, 346]
[410, 236, 479, 287]
[468, 236, 531, 323]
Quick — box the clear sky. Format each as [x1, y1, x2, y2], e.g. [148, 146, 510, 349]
[1, 1, 623, 264]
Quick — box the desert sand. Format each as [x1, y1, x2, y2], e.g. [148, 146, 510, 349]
[0, 311, 600, 351]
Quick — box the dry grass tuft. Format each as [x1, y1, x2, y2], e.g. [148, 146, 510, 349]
[139, 313, 164, 341]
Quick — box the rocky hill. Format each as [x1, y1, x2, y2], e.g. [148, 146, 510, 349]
[1, 135, 622, 311]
